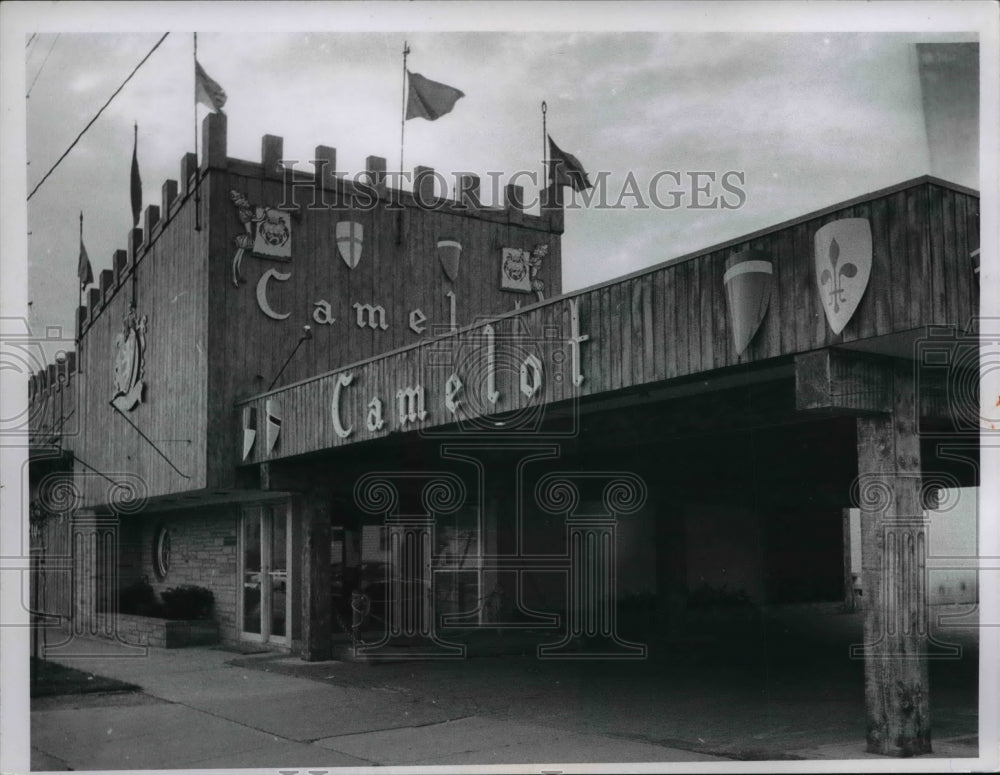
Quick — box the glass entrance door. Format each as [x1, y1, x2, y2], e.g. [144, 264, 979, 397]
[240, 504, 290, 644]
[268, 510, 288, 640]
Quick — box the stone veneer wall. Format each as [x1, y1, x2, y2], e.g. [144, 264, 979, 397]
[93, 612, 220, 648]
[135, 506, 240, 644]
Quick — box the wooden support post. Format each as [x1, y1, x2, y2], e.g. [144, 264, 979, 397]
[298, 492, 332, 661]
[856, 360, 931, 756]
[842, 507, 855, 613]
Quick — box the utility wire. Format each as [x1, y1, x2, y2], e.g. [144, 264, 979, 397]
[26, 32, 38, 50]
[27, 32, 169, 202]
[26, 33, 59, 100]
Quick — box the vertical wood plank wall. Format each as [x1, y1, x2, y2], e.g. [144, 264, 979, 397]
[237, 179, 979, 464]
[204, 158, 562, 489]
[32, 162, 979, 496]
[58, 180, 210, 508]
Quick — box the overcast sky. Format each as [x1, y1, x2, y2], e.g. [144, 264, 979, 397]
[1, 2, 996, 357]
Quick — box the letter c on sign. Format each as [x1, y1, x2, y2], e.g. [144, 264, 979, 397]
[332, 372, 354, 439]
[256, 268, 292, 320]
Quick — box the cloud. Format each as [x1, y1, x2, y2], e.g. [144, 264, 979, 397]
[15, 27, 981, 348]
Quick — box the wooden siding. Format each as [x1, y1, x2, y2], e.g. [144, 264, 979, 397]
[33, 162, 979, 490]
[204, 148, 563, 489]
[64, 184, 209, 508]
[236, 179, 979, 464]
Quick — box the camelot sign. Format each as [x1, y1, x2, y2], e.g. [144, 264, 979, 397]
[240, 299, 591, 461]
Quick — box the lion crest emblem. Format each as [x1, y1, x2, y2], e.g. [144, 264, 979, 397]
[112, 305, 147, 412]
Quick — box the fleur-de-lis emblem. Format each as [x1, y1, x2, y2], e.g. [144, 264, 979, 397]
[814, 219, 872, 335]
[819, 238, 859, 313]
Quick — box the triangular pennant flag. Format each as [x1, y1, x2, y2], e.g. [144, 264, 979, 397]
[131, 124, 142, 228]
[195, 59, 227, 112]
[406, 70, 464, 121]
[548, 135, 592, 192]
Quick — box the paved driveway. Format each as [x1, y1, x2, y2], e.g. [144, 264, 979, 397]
[29, 605, 981, 769]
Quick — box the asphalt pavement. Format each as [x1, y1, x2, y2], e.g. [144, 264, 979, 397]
[29, 604, 983, 770]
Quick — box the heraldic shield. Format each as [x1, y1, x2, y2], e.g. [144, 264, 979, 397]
[336, 221, 364, 269]
[437, 239, 461, 282]
[265, 399, 280, 452]
[242, 406, 257, 461]
[814, 218, 872, 335]
[111, 307, 147, 411]
[723, 249, 773, 356]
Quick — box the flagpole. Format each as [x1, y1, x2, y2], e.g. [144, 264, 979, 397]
[194, 32, 201, 232]
[76, 210, 83, 358]
[400, 41, 410, 179]
[541, 101, 548, 193]
[77, 211, 83, 371]
[132, 121, 139, 227]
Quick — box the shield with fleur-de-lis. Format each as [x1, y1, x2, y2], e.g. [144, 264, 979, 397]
[814, 218, 872, 335]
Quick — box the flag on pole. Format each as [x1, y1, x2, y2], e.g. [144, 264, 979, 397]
[405, 70, 464, 121]
[130, 124, 142, 227]
[78, 236, 93, 289]
[548, 135, 593, 192]
[195, 59, 227, 112]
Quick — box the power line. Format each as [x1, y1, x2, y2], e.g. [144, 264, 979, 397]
[27, 32, 170, 202]
[26, 33, 59, 99]
[26, 32, 38, 50]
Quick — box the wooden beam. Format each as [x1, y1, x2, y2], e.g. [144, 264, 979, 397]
[795, 349, 892, 414]
[856, 359, 931, 756]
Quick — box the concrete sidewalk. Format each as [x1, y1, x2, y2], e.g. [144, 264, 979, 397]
[30, 606, 983, 770]
[30, 635, 722, 770]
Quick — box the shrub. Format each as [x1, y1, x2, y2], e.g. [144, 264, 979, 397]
[160, 585, 214, 620]
[119, 579, 163, 617]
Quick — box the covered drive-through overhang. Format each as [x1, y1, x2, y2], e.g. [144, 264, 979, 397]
[234, 177, 979, 757]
